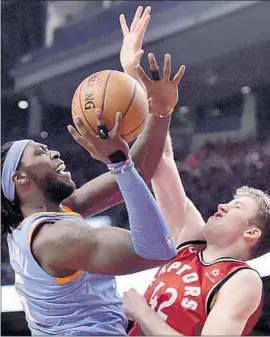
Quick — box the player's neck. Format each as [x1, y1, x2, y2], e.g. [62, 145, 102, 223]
[20, 197, 63, 219]
[203, 243, 247, 262]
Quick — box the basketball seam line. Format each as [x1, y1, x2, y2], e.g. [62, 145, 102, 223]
[122, 78, 137, 118]
[101, 70, 113, 115]
[123, 115, 146, 136]
[122, 80, 146, 137]
[79, 81, 98, 135]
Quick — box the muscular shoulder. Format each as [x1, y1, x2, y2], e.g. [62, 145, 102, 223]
[221, 268, 262, 294]
[32, 219, 94, 277]
[218, 268, 262, 316]
[202, 268, 262, 335]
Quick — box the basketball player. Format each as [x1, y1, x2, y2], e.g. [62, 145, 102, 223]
[1, 7, 185, 336]
[125, 133, 269, 335]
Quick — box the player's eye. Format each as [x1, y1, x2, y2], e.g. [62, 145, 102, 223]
[233, 205, 241, 209]
[38, 147, 48, 155]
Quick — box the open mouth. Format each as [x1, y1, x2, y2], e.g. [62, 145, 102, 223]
[55, 163, 71, 179]
[56, 163, 66, 175]
[214, 212, 223, 218]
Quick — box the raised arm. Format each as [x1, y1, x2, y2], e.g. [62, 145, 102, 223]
[33, 113, 176, 275]
[151, 133, 205, 245]
[33, 221, 168, 276]
[63, 6, 152, 217]
[64, 114, 170, 217]
[63, 6, 184, 217]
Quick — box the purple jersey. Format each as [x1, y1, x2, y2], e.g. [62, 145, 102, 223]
[7, 210, 128, 335]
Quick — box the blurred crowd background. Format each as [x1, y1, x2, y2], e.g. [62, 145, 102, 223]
[1, 0, 270, 335]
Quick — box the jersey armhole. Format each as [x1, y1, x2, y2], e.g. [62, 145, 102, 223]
[29, 219, 83, 284]
[28, 219, 56, 271]
[205, 266, 252, 315]
[28, 219, 55, 247]
[61, 205, 73, 213]
[176, 240, 206, 251]
[126, 320, 135, 334]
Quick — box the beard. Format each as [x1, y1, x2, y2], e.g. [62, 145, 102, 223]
[38, 176, 76, 204]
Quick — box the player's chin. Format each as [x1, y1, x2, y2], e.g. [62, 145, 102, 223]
[206, 216, 218, 225]
[207, 217, 225, 229]
[206, 216, 213, 223]
[67, 179, 76, 190]
[61, 178, 76, 194]
[56, 172, 75, 188]
[55, 170, 72, 183]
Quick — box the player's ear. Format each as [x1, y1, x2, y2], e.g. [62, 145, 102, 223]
[12, 170, 29, 185]
[243, 227, 262, 246]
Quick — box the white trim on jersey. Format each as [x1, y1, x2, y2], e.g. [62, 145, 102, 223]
[198, 250, 245, 266]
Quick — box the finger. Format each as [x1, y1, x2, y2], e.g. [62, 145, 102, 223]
[136, 65, 152, 84]
[111, 111, 123, 135]
[130, 6, 143, 32]
[67, 125, 90, 149]
[96, 108, 105, 126]
[149, 53, 161, 81]
[134, 49, 144, 64]
[148, 53, 159, 73]
[73, 116, 91, 138]
[142, 6, 151, 18]
[98, 125, 109, 140]
[119, 14, 129, 37]
[68, 125, 95, 156]
[163, 53, 171, 81]
[172, 65, 186, 85]
[96, 109, 109, 139]
[135, 14, 150, 36]
[151, 70, 161, 81]
[133, 6, 151, 39]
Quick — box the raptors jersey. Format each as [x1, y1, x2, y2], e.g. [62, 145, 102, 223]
[129, 240, 262, 336]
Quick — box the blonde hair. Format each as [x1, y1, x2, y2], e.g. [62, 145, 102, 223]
[234, 186, 270, 257]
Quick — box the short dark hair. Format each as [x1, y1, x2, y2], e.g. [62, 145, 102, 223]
[1, 142, 23, 234]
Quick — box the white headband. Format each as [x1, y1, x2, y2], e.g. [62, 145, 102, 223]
[2, 140, 33, 202]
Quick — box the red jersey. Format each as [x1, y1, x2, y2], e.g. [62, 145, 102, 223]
[129, 240, 262, 336]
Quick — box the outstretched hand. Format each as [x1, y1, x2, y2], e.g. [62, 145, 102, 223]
[120, 6, 151, 73]
[136, 53, 185, 117]
[68, 109, 129, 164]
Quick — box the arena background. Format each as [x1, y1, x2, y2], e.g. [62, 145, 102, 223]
[1, 0, 270, 335]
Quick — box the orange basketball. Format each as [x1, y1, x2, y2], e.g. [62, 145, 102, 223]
[71, 70, 148, 143]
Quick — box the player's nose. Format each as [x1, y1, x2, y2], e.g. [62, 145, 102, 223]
[50, 150, 60, 160]
[217, 203, 228, 214]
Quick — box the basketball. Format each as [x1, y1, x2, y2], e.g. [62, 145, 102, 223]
[71, 70, 148, 143]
